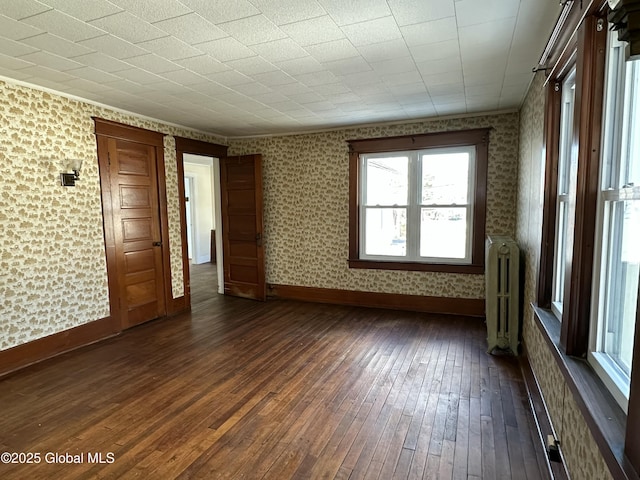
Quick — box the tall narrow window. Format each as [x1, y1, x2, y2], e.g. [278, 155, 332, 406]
[589, 32, 640, 411]
[551, 68, 578, 319]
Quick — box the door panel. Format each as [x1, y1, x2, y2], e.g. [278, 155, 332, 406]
[221, 154, 266, 301]
[107, 137, 166, 328]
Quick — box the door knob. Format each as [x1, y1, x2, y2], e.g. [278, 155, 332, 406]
[153, 241, 162, 247]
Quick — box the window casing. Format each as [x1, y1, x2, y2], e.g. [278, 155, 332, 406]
[347, 129, 490, 274]
[588, 30, 640, 412]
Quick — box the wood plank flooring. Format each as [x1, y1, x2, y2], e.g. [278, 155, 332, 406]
[0, 264, 548, 479]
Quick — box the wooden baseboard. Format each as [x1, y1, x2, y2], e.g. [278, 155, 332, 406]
[268, 284, 485, 317]
[519, 343, 569, 480]
[0, 316, 119, 378]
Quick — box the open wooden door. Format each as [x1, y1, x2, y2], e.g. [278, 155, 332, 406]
[220, 154, 266, 301]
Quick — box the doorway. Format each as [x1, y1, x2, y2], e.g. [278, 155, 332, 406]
[183, 154, 220, 304]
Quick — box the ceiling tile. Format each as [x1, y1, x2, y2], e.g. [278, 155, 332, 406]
[17, 64, 77, 83]
[0, 66, 33, 81]
[400, 17, 458, 47]
[109, 0, 191, 23]
[21, 9, 107, 42]
[217, 15, 286, 45]
[135, 36, 203, 61]
[78, 34, 147, 59]
[115, 67, 164, 85]
[276, 56, 324, 75]
[16, 51, 84, 71]
[416, 56, 462, 76]
[226, 56, 279, 75]
[161, 69, 208, 85]
[455, 0, 520, 28]
[90, 12, 166, 43]
[0, 37, 40, 57]
[206, 70, 253, 86]
[61, 76, 114, 93]
[317, 0, 391, 26]
[427, 82, 464, 96]
[0, 52, 35, 70]
[251, 38, 308, 62]
[357, 39, 411, 63]
[233, 82, 273, 95]
[280, 15, 344, 46]
[409, 39, 460, 62]
[294, 70, 338, 87]
[252, 70, 296, 86]
[64, 66, 121, 83]
[342, 16, 402, 46]
[0, 0, 51, 20]
[458, 19, 516, 57]
[381, 70, 423, 86]
[175, 55, 231, 75]
[322, 56, 371, 76]
[20, 33, 95, 58]
[370, 56, 417, 74]
[305, 38, 359, 63]
[179, 0, 259, 24]
[388, 0, 455, 26]
[68, 52, 130, 73]
[153, 13, 227, 44]
[0, 14, 44, 40]
[422, 70, 463, 87]
[38, 0, 123, 21]
[124, 53, 182, 74]
[250, 0, 326, 26]
[196, 37, 256, 62]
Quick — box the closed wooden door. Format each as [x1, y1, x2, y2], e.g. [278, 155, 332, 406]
[97, 129, 167, 329]
[220, 154, 266, 301]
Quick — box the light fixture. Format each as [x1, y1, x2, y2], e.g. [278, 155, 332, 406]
[609, 0, 640, 60]
[60, 159, 83, 187]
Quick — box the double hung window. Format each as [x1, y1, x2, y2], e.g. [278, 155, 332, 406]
[551, 68, 578, 319]
[589, 32, 640, 411]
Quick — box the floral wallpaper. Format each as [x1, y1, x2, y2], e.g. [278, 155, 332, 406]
[228, 112, 520, 298]
[517, 72, 614, 480]
[0, 79, 223, 351]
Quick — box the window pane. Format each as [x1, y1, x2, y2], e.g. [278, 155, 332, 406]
[552, 200, 569, 311]
[602, 200, 640, 375]
[364, 156, 408, 206]
[420, 208, 467, 259]
[621, 60, 640, 187]
[421, 153, 469, 204]
[364, 207, 406, 256]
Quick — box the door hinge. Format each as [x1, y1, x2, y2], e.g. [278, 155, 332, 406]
[107, 152, 111, 165]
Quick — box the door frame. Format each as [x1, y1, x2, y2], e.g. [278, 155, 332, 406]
[175, 137, 228, 307]
[94, 117, 172, 327]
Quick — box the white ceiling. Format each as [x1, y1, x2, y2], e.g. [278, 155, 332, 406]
[0, 0, 561, 137]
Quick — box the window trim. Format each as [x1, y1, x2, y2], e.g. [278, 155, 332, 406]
[347, 128, 490, 274]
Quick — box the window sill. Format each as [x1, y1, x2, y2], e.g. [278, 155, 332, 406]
[532, 305, 638, 480]
[348, 259, 484, 274]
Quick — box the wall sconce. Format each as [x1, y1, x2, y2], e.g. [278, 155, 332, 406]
[60, 159, 83, 187]
[609, 0, 640, 60]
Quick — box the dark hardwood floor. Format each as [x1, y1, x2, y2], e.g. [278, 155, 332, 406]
[0, 264, 548, 479]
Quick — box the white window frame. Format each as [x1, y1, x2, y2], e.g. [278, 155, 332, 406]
[359, 145, 476, 265]
[588, 30, 640, 413]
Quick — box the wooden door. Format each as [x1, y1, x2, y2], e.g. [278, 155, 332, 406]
[220, 154, 266, 301]
[96, 120, 167, 329]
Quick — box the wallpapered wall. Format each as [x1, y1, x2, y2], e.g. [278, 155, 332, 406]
[0, 79, 222, 352]
[228, 112, 519, 298]
[516, 72, 613, 479]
